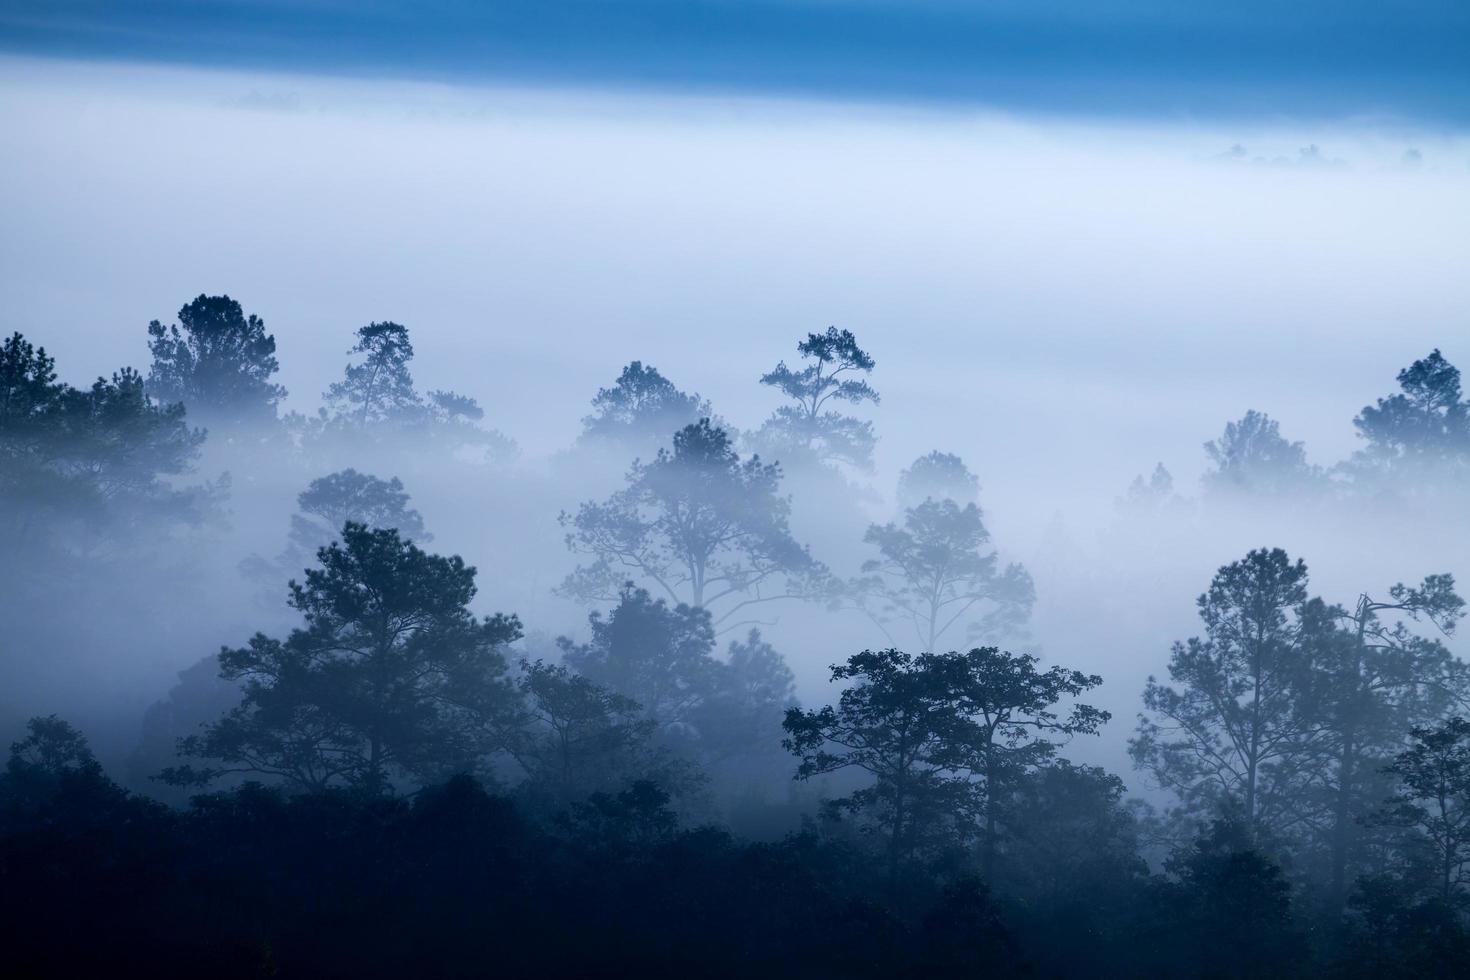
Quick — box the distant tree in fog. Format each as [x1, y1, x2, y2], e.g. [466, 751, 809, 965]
[146, 294, 285, 428]
[128, 655, 246, 795]
[751, 326, 879, 471]
[559, 419, 822, 625]
[1115, 462, 1186, 517]
[289, 467, 428, 550]
[1349, 349, 1470, 486]
[1202, 410, 1323, 497]
[558, 586, 798, 773]
[241, 468, 430, 598]
[323, 321, 421, 427]
[312, 320, 515, 461]
[166, 523, 522, 794]
[856, 497, 1034, 652]
[695, 627, 799, 770]
[897, 451, 979, 508]
[3, 332, 214, 548]
[579, 360, 714, 451]
[559, 585, 718, 731]
[509, 659, 697, 809]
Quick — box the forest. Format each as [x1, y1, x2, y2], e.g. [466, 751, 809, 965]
[4, 296, 1470, 977]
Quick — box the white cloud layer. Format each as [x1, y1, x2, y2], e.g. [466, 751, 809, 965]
[3, 55, 1469, 541]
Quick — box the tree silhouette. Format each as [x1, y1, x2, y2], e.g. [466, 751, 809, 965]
[146, 294, 285, 428]
[783, 648, 971, 895]
[785, 645, 1105, 890]
[1383, 718, 1470, 902]
[1311, 574, 1467, 906]
[940, 646, 1108, 879]
[856, 497, 1034, 652]
[323, 322, 421, 427]
[313, 320, 515, 461]
[1203, 409, 1323, 497]
[1165, 820, 1304, 978]
[241, 468, 430, 600]
[579, 360, 714, 451]
[1350, 349, 1470, 484]
[1132, 548, 1317, 843]
[694, 627, 799, 772]
[2, 337, 213, 550]
[559, 419, 821, 625]
[897, 450, 979, 508]
[752, 326, 879, 471]
[558, 584, 718, 732]
[167, 523, 522, 794]
[288, 468, 428, 557]
[509, 659, 694, 810]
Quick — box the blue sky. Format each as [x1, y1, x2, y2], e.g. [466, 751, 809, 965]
[2, 0, 1468, 122]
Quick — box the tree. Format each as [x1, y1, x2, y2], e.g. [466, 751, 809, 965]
[783, 645, 1105, 890]
[1339, 874, 1470, 978]
[1, 336, 220, 714]
[897, 451, 979, 508]
[694, 627, 799, 771]
[1115, 462, 1187, 518]
[323, 322, 421, 427]
[146, 294, 285, 427]
[579, 361, 714, 450]
[2, 343, 216, 593]
[5, 715, 101, 783]
[1350, 349, 1470, 484]
[2, 333, 86, 536]
[997, 761, 1143, 903]
[2, 340, 210, 542]
[856, 497, 1034, 652]
[1310, 575, 1467, 906]
[0, 331, 64, 444]
[242, 468, 430, 602]
[314, 321, 515, 461]
[783, 648, 971, 894]
[559, 589, 797, 781]
[289, 468, 427, 554]
[1164, 820, 1304, 978]
[1131, 548, 1317, 843]
[128, 655, 247, 795]
[55, 369, 212, 526]
[509, 660, 694, 810]
[1202, 410, 1322, 497]
[1382, 718, 1470, 903]
[559, 419, 820, 626]
[558, 585, 718, 732]
[940, 646, 1108, 879]
[752, 326, 879, 471]
[167, 523, 522, 795]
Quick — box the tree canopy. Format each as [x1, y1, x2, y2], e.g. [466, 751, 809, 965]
[146, 294, 285, 428]
[168, 523, 522, 794]
[752, 326, 879, 471]
[559, 419, 821, 625]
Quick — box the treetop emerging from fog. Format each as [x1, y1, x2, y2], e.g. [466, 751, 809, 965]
[754, 326, 879, 472]
[146, 294, 285, 430]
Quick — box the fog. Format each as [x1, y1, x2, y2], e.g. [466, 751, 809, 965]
[4, 55, 1469, 770]
[7, 38, 1470, 974]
